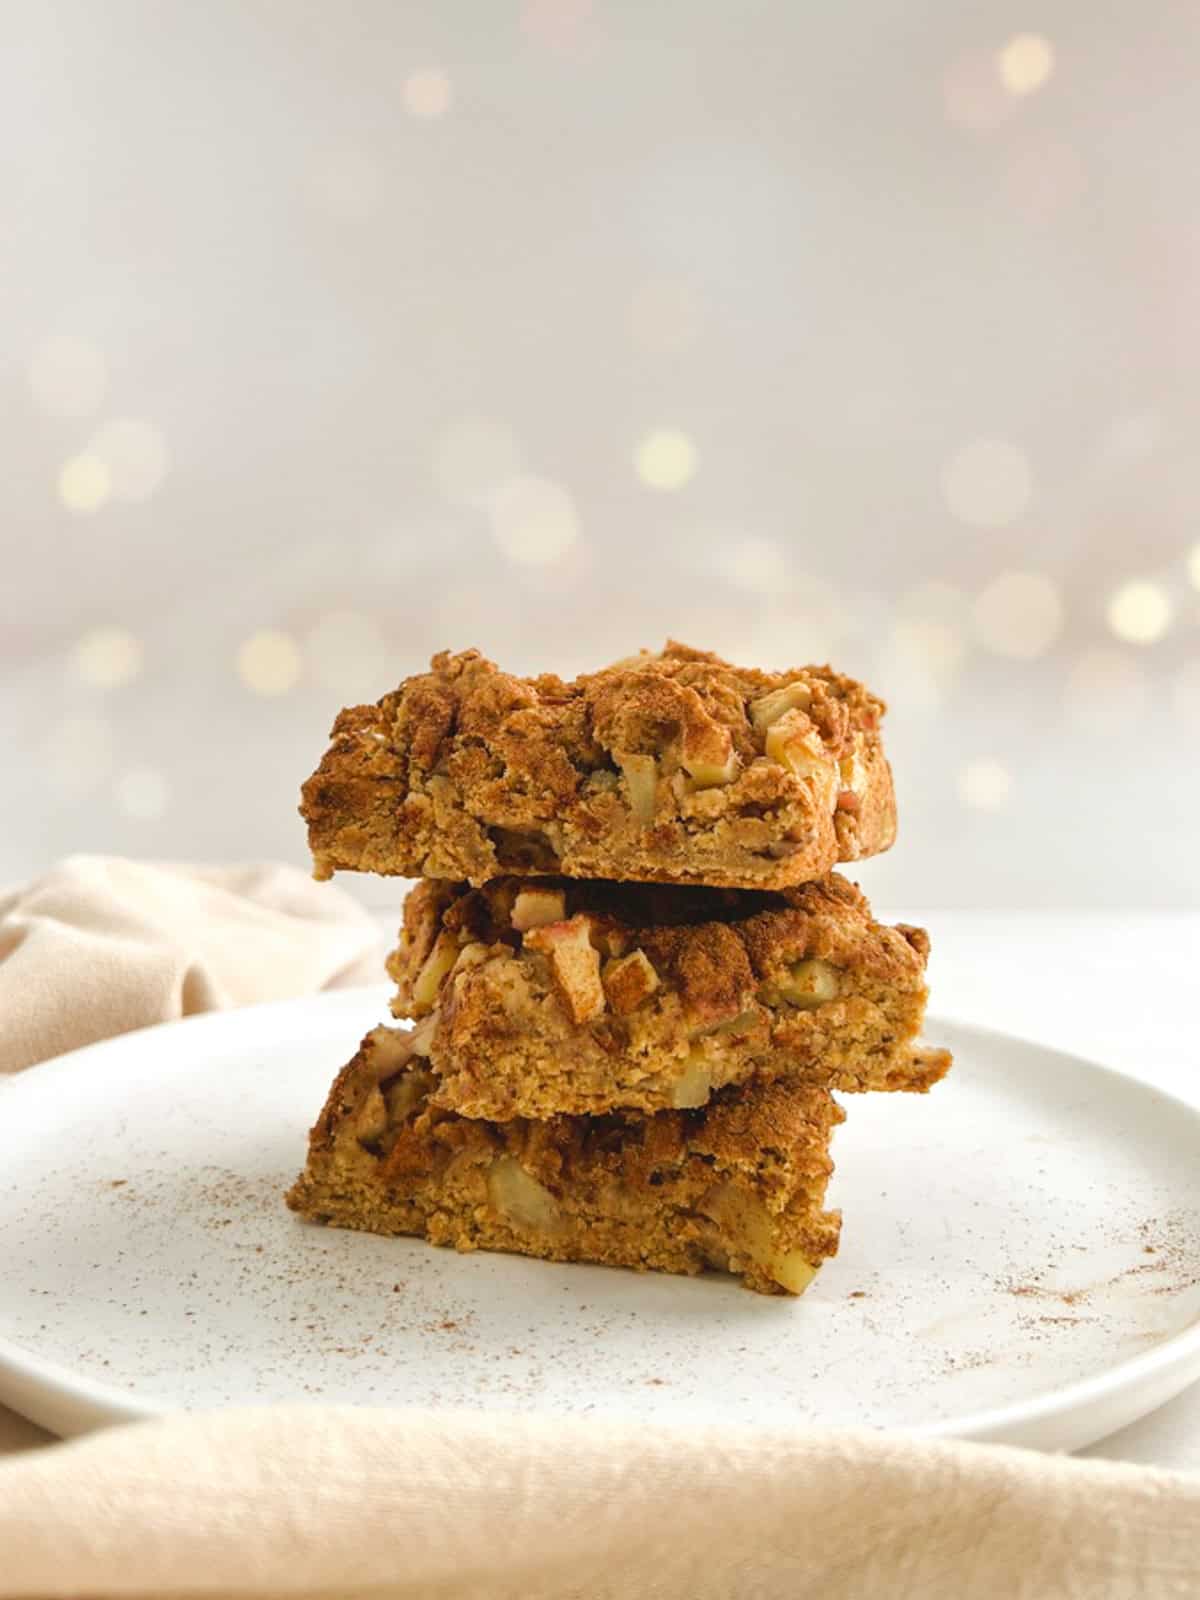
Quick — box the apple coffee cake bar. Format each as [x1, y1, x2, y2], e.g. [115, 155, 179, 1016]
[301, 641, 896, 891]
[286, 1026, 844, 1295]
[385, 871, 949, 1119]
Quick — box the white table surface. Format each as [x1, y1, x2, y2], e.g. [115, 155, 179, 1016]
[3, 911, 1198, 1467]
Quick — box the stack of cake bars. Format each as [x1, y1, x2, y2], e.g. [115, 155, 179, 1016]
[287, 643, 951, 1296]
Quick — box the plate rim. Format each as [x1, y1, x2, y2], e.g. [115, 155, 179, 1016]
[3, 989, 1200, 1447]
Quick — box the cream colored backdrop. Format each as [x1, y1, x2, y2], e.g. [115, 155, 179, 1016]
[3, 0, 1198, 907]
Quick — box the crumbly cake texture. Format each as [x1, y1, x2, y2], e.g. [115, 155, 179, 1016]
[300, 642, 896, 890]
[386, 871, 950, 1120]
[286, 1026, 844, 1295]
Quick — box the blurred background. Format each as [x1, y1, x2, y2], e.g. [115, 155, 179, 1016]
[4, 1, 1198, 909]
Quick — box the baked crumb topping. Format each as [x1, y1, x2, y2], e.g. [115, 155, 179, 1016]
[300, 642, 896, 888]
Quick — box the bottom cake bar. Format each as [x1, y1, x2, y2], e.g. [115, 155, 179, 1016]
[286, 1025, 848, 1295]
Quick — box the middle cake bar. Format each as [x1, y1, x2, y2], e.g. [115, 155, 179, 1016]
[388, 870, 951, 1120]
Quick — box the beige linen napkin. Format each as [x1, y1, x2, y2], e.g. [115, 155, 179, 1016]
[0, 854, 383, 1074]
[2, 856, 1199, 1598]
[2, 1406, 1200, 1599]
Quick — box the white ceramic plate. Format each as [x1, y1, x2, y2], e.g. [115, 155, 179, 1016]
[3, 988, 1199, 1451]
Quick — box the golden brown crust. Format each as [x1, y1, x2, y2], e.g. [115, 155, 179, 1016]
[286, 1028, 843, 1295]
[386, 871, 949, 1119]
[300, 643, 896, 889]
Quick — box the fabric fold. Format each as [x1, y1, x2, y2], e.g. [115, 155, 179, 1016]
[2, 1405, 1200, 1599]
[0, 856, 384, 1075]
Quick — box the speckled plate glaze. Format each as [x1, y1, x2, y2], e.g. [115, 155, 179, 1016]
[3, 988, 1200, 1451]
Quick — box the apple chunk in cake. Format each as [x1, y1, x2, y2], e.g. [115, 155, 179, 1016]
[300, 641, 896, 891]
[285, 1026, 844, 1296]
[386, 871, 951, 1120]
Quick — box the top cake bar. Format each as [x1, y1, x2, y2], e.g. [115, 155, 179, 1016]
[301, 642, 896, 890]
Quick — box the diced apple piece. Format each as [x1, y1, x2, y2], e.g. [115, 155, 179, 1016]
[511, 887, 567, 933]
[670, 1055, 712, 1108]
[355, 1085, 388, 1145]
[524, 915, 607, 1023]
[407, 1013, 438, 1057]
[750, 680, 812, 734]
[616, 752, 658, 824]
[771, 1251, 819, 1295]
[683, 750, 739, 788]
[764, 708, 824, 779]
[681, 722, 738, 789]
[452, 941, 490, 972]
[400, 894, 445, 981]
[383, 1066, 433, 1125]
[701, 1007, 762, 1039]
[702, 1181, 772, 1261]
[775, 958, 839, 1009]
[839, 744, 868, 794]
[367, 1024, 418, 1080]
[602, 949, 660, 1015]
[837, 744, 868, 812]
[701, 1181, 818, 1293]
[487, 1156, 563, 1234]
[411, 930, 460, 1011]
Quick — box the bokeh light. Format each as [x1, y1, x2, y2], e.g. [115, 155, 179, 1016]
[306, 610, 389, 697]
[959, 759, 1013, 811]
[972, 571, 1062, 659]
[402, 69, 453, 120]
[941, 438, 1031, 528]
[29, 335, 107, 419]
[433, 418, 521, 506]
[1065, 647, 1148, 729]
[237, 630, 302, 696]
[489, 475, 580, 566]
[998, 34, 1054, 97]
[75, 626, 144, 689]
[1107, 580, 1172, 645]
[59, 453, 111, 513]
[90, 418, 169, 502]
[114, 767, 169, 820]
[635, 429, 698, 491]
